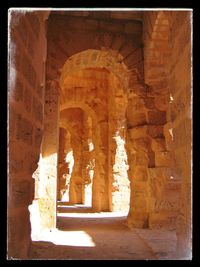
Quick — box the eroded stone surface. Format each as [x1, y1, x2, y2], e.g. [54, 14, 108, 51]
[8, 10, 192, 260]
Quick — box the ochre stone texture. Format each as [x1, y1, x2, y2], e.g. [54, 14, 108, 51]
[8, 10, 192, 260]
[8, 10, 48, 258]
[60, 66, 130, 212]
[60, 108, 85, 204]
[168, 11, 192, 259]
[143, 11, 192, 258]
[57, 128, 72, 202]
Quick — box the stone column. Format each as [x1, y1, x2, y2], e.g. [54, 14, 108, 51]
[108, 75, 130, 212]
[97, 121, 109, 211]
[39, 80, 59, 230]
[57, 128, 72, 201]
[81, 115, 94, 206]
[92, 121, 107, 211]
[69, 129, 83, 204]
[126, 82, 152, 228]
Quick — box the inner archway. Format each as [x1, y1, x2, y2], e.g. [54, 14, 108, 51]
[58, 107, 95, 207]
[59, 59, 131, 213]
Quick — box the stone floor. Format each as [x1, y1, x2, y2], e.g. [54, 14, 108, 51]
[28, 204, 178, 260]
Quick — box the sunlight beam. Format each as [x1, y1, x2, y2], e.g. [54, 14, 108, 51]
[34, 229, 96, 247]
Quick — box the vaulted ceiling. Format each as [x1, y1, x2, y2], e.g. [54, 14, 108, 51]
[46, 11, 144, 81]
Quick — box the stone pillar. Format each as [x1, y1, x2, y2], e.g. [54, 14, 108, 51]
[69, 129, 83, 204]
[39, 80, 59, 230]
[8, 10, 48, 258]
[126, 82, 152, 228]
[57, 128, 72, 201]
[108, 75, 130, 211]
[92, 156, 104, 211]
[81, 115, 94, 206]
[92, 121, 108, 211]
[97, 121, 109, 211]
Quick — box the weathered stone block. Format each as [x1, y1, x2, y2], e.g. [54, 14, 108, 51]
[16, 115, 33, 145]
[11, 180, 31, 207]
[100, 21, 124, 33]
[32, 98, 43, 123]
[148, 151, 155, 168]
[154, 199, 180, 213]
[147, 110, 166, 125]
[149, 213, 177, 230]
[149, 79, 169, 94]
[173, 119, 191, 149]
[151, 138, 166, 152]
[144, 97, 156, 109]
[9, 107, 17, 139]
[148, 167, 173, 197]
[124, 22, 142, 34]
[68, 17, 98, 31]
[134, 151, 149, 166]
[132, 181, 148, 193]
[131, 166, 148, 182]
[27, 31, 36, 56]
[129, 125, 148, 139]
[127, 112, 147, 127]
[131, 97, 146, 111]
[147, 125, 164, 138]
[13, 77, 24, 102]
[27, 13, 40, 40]
[163, 122, 174, 150]
[127, 211, 149, 228]
[34, 127, 43, 147]
[23, 87, 32, 113]
[154, 94, 169, 111]
[22, 55, 37, 89]
[16, 16, 28, 46]
[103, 32, 113, 48]
[111, 34, 125, 51]
[133, 197, 147, 210]
[129, 84, 147, 97]
[9, 157, 24, 175]
[134, 137, 151, 152]
[155, 151, 174, 167]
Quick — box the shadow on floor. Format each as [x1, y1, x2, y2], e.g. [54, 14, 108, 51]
[28, 204, 177, 260]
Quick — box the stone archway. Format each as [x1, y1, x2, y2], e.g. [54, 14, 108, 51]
[59, 49, 154, 221]
[60, 49, 130, 90]
[59, 104, 98, 209]
[8, 10, 192, 260]
[60, 50, 132, 212]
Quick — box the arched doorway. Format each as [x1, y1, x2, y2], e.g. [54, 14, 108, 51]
[29, 48, 150, 238]
[59, 54, 131, 213]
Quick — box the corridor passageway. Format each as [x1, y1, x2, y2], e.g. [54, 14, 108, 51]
[29, 204, 177, 260]
[8, 8, 192, 260]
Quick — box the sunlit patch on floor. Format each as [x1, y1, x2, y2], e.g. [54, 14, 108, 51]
[34, 229, 96, 247]
[57, 211, 128, 219]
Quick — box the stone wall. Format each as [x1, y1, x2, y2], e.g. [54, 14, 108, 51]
[141, 11, 182, 230]
[168, 11, 192, 259]
[143, 10, 192, 258]
[8, 10, 47, 258]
